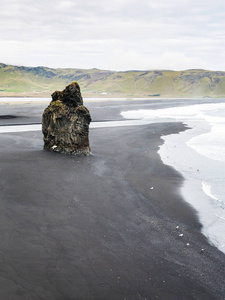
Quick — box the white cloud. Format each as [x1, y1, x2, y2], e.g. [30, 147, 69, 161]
[0, 0, 225, 71]
[55, 1, 75, 10]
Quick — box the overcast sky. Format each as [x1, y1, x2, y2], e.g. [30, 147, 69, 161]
[1, 0, 225, 71]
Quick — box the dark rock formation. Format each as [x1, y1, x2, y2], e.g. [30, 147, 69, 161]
[42, 82, 91, 155]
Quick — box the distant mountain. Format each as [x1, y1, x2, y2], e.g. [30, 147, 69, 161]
[0, 63, 225, 98]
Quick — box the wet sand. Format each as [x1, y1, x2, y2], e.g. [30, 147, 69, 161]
[0, 100, 225, 299]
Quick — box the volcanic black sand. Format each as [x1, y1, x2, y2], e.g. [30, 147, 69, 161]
[0, 99, 225, 300]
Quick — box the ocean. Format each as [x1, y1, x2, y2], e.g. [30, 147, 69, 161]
[122, 102, 225, 253]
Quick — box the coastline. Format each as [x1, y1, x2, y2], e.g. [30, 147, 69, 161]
[159, 118, 225, 253]
[121, 100, 225, 254]
[0, 99, 225, 299]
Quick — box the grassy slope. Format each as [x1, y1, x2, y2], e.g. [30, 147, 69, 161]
[0, 63, 225, 97]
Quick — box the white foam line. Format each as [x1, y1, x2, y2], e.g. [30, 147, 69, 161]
[215, 214, 225, 221]
[0, 124, 42, 133]
[0, 98, 51, 103]
[0, 120, 151, 133]
[91, 120, 151, 128]
[202, 181, 219, 201]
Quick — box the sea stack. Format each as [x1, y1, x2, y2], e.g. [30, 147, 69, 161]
[42, 82, 91, 155]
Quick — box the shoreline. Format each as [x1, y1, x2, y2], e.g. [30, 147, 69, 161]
[159, 119, 225, 253]
[0, 99, 225, 299]
[1, 95, 225, 102]
[0, 92, 221, 99]
[121, 101, 225, 254]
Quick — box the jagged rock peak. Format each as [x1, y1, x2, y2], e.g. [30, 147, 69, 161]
[51, 81, 83, 107]
[42, 82, 91, 155]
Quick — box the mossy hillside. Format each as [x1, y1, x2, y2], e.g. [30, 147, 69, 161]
[1, 63, 225, 97]
[0, 66, 64, 92]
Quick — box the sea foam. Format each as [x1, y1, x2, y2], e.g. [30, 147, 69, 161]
[202, 181, 219, 201]
[122, 101, 225, 253]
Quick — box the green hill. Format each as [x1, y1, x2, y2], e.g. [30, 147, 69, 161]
[1, 63, 225, 98]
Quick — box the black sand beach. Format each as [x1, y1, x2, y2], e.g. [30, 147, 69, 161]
[0, 99, 225, 300]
